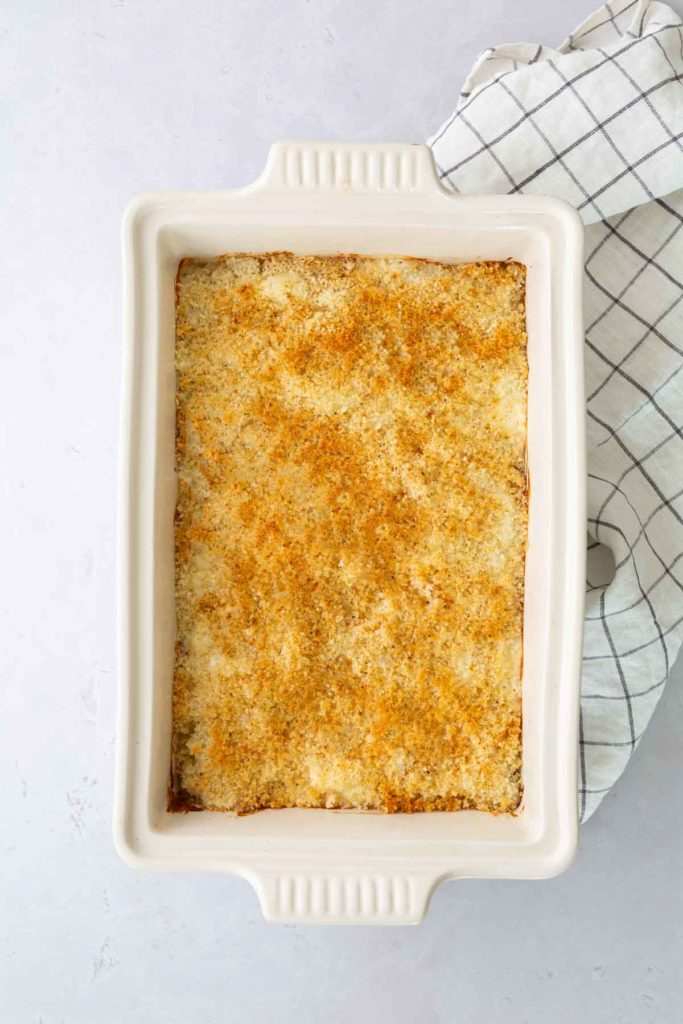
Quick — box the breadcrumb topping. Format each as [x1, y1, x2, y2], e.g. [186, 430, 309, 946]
[172, 253, 528, 814]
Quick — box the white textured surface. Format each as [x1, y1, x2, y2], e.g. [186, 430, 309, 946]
[2, 1, 682, 1021]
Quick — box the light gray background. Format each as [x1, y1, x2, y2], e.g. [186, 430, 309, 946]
[2, 1, 682, 1022]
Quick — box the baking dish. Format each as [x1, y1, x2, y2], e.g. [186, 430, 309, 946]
[115, 141, 585, 925]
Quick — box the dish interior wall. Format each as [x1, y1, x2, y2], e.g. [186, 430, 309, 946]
[145, 219, 553, 850]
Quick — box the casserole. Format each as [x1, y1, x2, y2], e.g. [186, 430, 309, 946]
[116, 141, 585, 924]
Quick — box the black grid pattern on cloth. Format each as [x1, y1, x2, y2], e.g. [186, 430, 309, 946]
[428, 0, 683, 820]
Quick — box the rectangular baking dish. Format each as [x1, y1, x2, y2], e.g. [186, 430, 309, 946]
[115, 141, 585, 925]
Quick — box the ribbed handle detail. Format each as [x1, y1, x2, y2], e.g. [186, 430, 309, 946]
[258, 142, 442, 195]
[255, 872, 436, 925]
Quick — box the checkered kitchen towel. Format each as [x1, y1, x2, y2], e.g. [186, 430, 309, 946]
[429, 0, 683, 820]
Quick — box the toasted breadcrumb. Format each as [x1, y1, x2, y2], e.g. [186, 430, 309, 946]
[172, 253, 527, 814]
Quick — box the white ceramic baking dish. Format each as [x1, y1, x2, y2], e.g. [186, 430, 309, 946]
[115, 141, 585, 925]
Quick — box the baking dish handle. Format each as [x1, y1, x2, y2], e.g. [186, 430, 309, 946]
[255, 141, 445, 197]
[251, 870, 440, 925]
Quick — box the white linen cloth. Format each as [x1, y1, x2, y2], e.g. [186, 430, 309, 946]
[428, 0, 683, 819]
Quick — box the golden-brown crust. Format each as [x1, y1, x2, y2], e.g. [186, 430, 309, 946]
[171, 253, 528, 814]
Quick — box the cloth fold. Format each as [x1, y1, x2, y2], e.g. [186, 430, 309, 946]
[429, 0, 683, 819]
